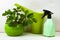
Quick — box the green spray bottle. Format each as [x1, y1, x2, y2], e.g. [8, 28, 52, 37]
[42, 9, 55, 37]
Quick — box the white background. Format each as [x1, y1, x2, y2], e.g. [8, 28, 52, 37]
[0, 0, 60, 32]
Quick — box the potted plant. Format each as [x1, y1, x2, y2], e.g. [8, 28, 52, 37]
[2, 5, 37, 36]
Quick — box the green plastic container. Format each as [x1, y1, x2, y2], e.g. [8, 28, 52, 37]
[14, 4, 46, 33]
[5, 24, 24, 36]
[31, 12, 45, 34]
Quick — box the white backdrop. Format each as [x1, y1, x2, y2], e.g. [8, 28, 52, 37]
[0, 0, 60, 32]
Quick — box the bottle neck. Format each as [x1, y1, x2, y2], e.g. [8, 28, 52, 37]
[48, 14, 51, 19]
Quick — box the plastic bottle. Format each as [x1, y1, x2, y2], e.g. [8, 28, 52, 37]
[42, 9, 55, 37]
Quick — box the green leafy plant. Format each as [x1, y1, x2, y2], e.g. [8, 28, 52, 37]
[2, 6, 37, 27]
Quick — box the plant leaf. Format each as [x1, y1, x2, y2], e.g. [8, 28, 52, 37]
[15, 3, 21, 7]
[23, 20, 28, 26]
[27, 19, 33, 24]
[20, 14, 25, 17]
[31, 18, 37, 23]
[27, 13, 33, 18]
[2, 13, 7, 16]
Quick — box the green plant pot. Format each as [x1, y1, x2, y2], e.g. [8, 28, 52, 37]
[31, 12, 46, 34]
[5, 24, 24, 36]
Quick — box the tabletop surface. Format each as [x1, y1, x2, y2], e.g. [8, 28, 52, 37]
[0, 32, 60, 40]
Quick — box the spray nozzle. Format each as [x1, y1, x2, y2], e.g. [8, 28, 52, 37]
[42, 9, 53, 19]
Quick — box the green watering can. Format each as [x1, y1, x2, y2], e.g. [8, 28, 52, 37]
[15, 3, 46, 34]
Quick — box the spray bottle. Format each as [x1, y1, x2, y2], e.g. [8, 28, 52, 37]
[42, 9, 55, 37]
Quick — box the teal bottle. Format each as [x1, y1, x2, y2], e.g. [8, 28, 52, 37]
[42, 10, 55, 37]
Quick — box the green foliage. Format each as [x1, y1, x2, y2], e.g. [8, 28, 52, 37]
[27, 13, 33, 18]
[2, 4, 37, 27]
